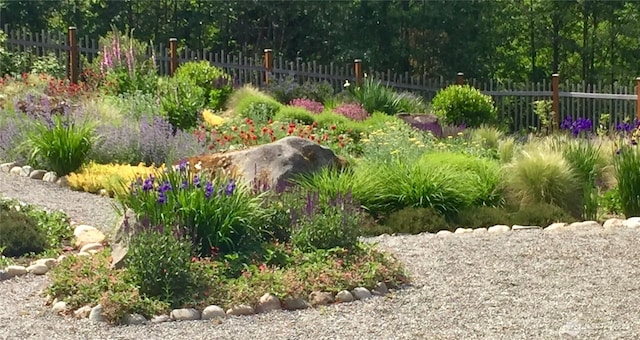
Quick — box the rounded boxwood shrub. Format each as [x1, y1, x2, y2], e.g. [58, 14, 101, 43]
[431, 85, 497, 128]
[510, 203, 576, 227]
[0, 209, 47, 257]
[454, 206, 511, 229]
[173, 61, 233, 110]
[379, 206, 449, 234]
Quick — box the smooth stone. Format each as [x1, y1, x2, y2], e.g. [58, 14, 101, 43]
[42, 171, 58, 183]
[454, 228, 473, 234]
[488, 225, 511, 233]
[0, 270, 7, 281]
[335, 290, 354, 303]
[436, 230, 453, 237]
[623, 217, 640, 229]
[76, 251, 91, 257]
[29, 169, 47, 180]
[309, 291, 334, 307]
[603, 218, 625, 229]
[512, 225, 541, 231]
[98, 189, 110, 197]
[80, 243, 103, 253]
[372, 282, 389, 296]
[545, 222, 567, 231]
[9, 166, 22, 176]
[150, 315, 171, 323]
[51, 301, 67, 314]
[74, 225, 98, 237]
[89, 304, 106, 322]
[568, 221, 601, 229]
[26, 263, 49, 275]
[5, 265, 27, 278]
[473, 228, 488, 234]
[74, 305, 92, 319]
[20, 165, 32, 176]
[201, 305, 226, 320]
[0, 162, 16, 172]
[74, 229, 106, 249]
[283, 297, 311, 310]
[170, 308, 200, 321]
[351, 287, 372, 300]
[34, 258, 57, 269]
[56, 176, 68, 187]
[255, 293, 281, 314]
[123, 313, 147, 325]
[226, 304, 255, 316]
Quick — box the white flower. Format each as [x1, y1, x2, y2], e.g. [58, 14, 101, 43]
[343, 80, 351, 88]
[195, 161, 202, 171]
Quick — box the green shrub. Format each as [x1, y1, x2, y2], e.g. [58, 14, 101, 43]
[380, 207, 449, 234]
[241, 101, 281, 124]
[601, 187, 622, 216]
[454, 206, 511, 228]
[0, 209, 46, 257]
[125, 229, 194, 306]
[23, 114, 97, 176]
[0, 199, 72, 250]
[510, 203, 576, 226]
[266, 76, 334, 104]
[30, 53, 65, 78]
[158, 76, 206, 130]
[504, 148, 580, 214]
[347, 78, 426, 115]
[173, 61, 233, 110]
[431, 85, 497, 128]
[290, 191, 362, 251]
[470, 125, 504, 150]
[274, 105, 316, 125]
[614, 146, 640, 217]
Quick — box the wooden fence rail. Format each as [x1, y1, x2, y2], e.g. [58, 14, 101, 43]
[4, 25, 640, 132]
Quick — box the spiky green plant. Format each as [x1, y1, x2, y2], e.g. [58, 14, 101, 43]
[614, 146, 640, 217]
[497, 137, 517, 164]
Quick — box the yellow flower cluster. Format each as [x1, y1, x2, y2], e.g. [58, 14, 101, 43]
[202, 108, 226, 127]
[67, 162, 164, 197]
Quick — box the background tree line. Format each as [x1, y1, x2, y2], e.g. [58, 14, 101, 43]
[2, 0, 640, 85]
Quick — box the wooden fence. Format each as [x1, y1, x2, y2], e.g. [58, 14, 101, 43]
[4, 25, 640, 132]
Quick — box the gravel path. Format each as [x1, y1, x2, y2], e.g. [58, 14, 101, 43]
[2, 172, 640, 339]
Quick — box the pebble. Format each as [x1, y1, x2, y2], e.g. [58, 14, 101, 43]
[335, 290, 354, 303]
[26, 263, 49, 275]
[603, 218, 625, 229]
[150, 315, 171, 323]
[488, 225, 511, 233]
[89, 304, 106, 322]
[283, 297, 310, 310]
[309, 291, 334, 306]
[123, 313, 147, 325]
[51, 301, 67, 314]
[5, 265, 27, 278]
[436, 230, 453, 237]
[226, 305, 255, 316]
[255, 293, 281, 314]
[29, 170, 47, 180]
[545, 222, 567, 231]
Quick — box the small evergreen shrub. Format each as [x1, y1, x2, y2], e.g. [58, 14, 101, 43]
[125, 228, 194, 306]
[0, 209, 47, 257]
[173, 61, 233, 110]
[380, 206, 449, 234]
[241, 101, 281, 124]
[510, 203, 576, 227]
[273, 105, 316, 125]
[431, 85, 497, 128]
[454, 206, 511, 229]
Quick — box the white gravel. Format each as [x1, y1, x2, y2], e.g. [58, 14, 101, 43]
[2, 171, 640, 339]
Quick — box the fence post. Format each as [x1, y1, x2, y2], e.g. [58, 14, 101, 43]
[67, 26, 78, 84]
[552, 73, 560, 130]
[169, 38, 178, 76]
[636, 77, 640, 122]
[456, 72, 464, 85]
[264, 49, 273, 85]
[354, 59, 362, 86]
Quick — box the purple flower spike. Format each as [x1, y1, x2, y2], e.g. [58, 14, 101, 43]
[225, 179, 236, 196]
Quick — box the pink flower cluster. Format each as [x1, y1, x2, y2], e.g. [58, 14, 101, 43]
[333, 103, 370, 121]
[99, 32, 140, 76]
[289, 98, 324, 114]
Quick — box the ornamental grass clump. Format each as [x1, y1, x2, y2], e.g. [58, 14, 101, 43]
[23, 111, 98, 176]
[116, 162, 268, 257]
[504, 148, 580, 214]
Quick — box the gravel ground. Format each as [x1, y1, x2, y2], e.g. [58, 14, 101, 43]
[2, 172, 640, 339]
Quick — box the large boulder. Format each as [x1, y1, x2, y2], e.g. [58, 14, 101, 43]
[175, 136, 347, 188]
[396, 113, 443, 137]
